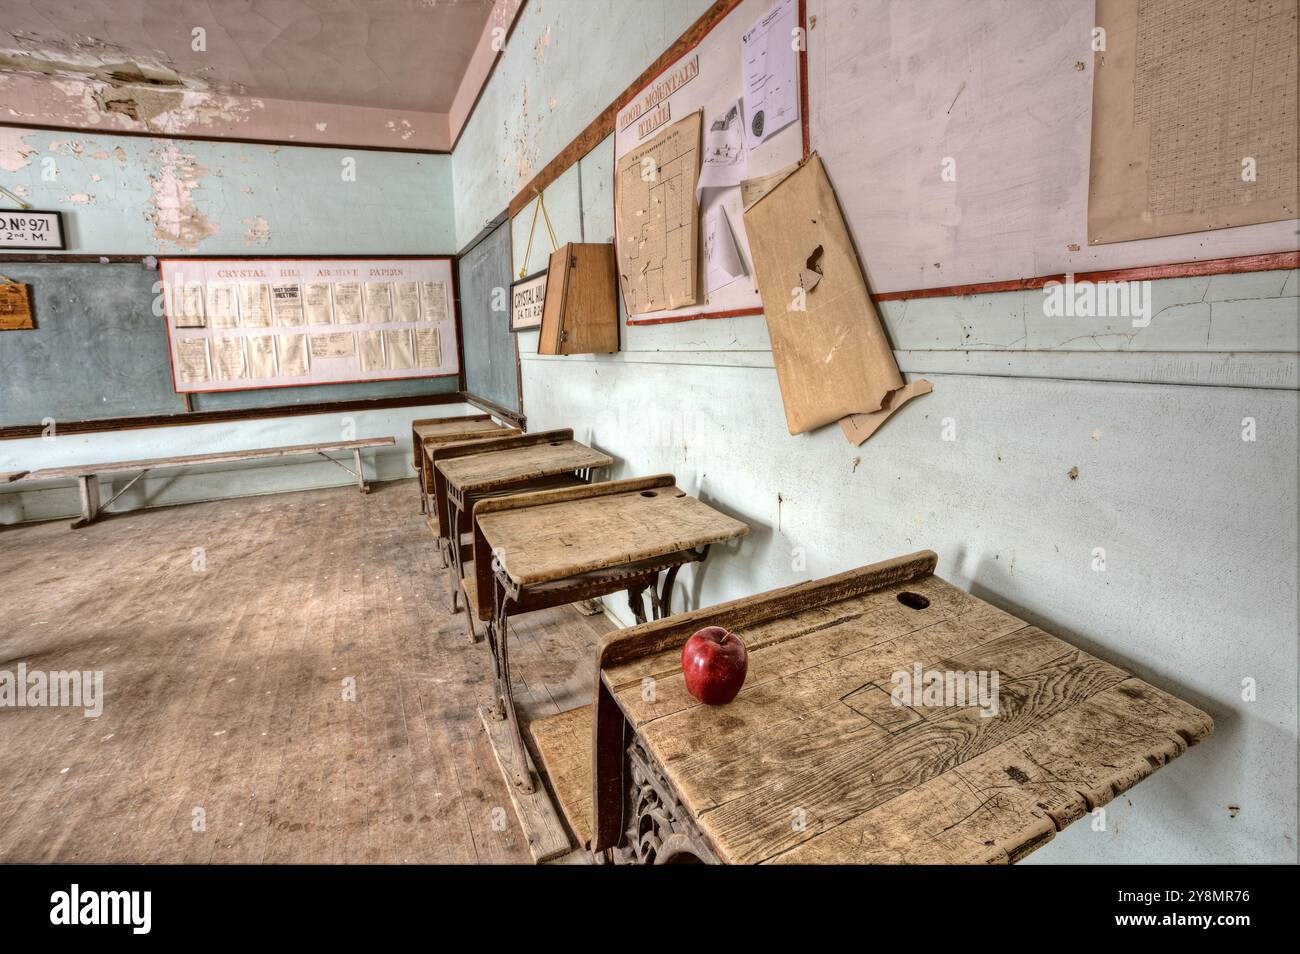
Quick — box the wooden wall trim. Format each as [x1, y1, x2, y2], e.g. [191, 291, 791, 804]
[505, 0, 739, 220]
[871, 250, 1300, 303]
[462, 390, 526, 428]
[0, 392, 466, 441]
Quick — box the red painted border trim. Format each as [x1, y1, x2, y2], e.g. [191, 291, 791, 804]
[871, 250, 1300, 303]
[629, 306, 762, 326]
[617, 0, 811, 328]
[159, 255, 462, 395]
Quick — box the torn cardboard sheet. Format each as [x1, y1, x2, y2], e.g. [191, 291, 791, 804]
[839, 380, 933, 445]
[744, 151, 930, 440]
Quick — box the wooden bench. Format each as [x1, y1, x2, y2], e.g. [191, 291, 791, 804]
[528, 549, 1213, 864]
[19, 437, 395, 529]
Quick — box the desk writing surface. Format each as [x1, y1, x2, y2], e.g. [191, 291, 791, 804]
[598, 567, 1212, 865]
[413, 417, 513, 450]
[476, 484, 748, 587]
[437, 440, 612, 494]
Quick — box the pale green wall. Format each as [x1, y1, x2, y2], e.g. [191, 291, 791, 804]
[1, 127, 455, 254]
[468, 0, 1299, 864]
[450, 0, 711, 251]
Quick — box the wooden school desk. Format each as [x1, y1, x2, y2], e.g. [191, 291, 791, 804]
[433, 430, 612, 639]
[469, 474, 748, 861]
[534, 550, 1213, 864]
[410, 414, 519, 516]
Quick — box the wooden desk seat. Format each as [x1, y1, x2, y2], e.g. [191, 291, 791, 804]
[529, 704, 596, 851]
[590, 550, 1214, 864]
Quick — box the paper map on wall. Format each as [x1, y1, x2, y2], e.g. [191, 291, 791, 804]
[615, 110, 703, 315]
[1089, 0, 1299, 244]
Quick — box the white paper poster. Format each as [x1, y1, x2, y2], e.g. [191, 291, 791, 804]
[206, 284, 239, 329]
[238, 283, 272, 328]
[304, 283, 334, 325]
[705, 204, 747, 294]
[393, 281, 421, 323]
[697, 98, 749, 201]
[364, 282, 393, 323]
[310, 332, 355, 359]
[246, 334, 278, 378]
[172, 283, 206, 328]
[176, 337, 210, 383]
[385, 328, 415, 370]
[271, 283, 304, 325]
[741, 0, 800, 152]
[162, 257, 458, 392]
[421, 281, 449, 324]
[333, 282, 364, 324]
[277, 334, 310, 377]
[212, 335, 248, 380]
[358, 329, 386, 373]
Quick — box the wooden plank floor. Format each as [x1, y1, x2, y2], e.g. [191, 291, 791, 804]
[0, 480, 608, 863]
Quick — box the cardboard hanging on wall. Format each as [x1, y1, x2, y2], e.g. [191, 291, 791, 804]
[743, 152, 929, 442]
[0, 281, 34, 330]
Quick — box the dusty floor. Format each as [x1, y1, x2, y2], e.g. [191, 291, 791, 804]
[0, 479, 607, 863]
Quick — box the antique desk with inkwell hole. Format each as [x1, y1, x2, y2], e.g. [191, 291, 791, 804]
[528, 550, 1212, 864]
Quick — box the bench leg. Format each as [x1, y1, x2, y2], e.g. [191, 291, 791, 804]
[71, 474, 100, 529]
[353, 448, 368, 494]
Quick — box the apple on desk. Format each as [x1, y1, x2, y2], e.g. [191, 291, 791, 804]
[681, 626, 748, 705]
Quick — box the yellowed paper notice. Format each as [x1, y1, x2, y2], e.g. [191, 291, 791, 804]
[171, 283, 206, 328]
[385, 328, 415, 370]
[247, 334, 278, 378]
[212, 335, 248, 380]
[206, 284, 239, 329]
[271, 283, 303, 326]
[176, 337, 210, 384]
[277, 334, 310, 376]
[415, 327, 442, 368]
[333, 282, 363, 324]
[358, 329, 386, 373]
[615, 110, 702, 316]
[304, 283, 334, 325]
[420, 281, 449, 323]
[309, 332, 355, 359]
[364, 281, 393, 323]
[1089, 0, 1299, 244]
[393, 281, 421, 323]
[238, 283, 272, 327]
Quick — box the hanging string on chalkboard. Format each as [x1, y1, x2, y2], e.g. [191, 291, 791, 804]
[519, 190, 558, 279]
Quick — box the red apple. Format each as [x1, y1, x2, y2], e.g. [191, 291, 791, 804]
[681, 626, 748, 705]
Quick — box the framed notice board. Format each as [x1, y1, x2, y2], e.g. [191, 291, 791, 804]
[160, 256, 459, 393]
[613, 0, 809, 326]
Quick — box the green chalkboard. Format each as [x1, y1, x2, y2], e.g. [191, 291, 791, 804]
[458, 223, 520, 412]
[0, 261, 457, 426]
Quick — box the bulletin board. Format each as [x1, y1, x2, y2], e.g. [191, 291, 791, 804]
[613, 0, 809, 326]
[160, 257, 459, 394]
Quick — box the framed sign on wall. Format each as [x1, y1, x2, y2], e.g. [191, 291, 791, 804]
[0, 210, 66, 250]
[160, 256, 459, 393]
[509, 269, 547, 332]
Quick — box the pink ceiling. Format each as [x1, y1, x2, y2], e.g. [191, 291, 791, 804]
[0, 0, 521, 151]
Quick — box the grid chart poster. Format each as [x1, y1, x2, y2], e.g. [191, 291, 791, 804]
[160, 257, 458, 393]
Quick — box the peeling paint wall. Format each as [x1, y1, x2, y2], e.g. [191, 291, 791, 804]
[0, 126, 456, 254]
[450, 0, 711, 249]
